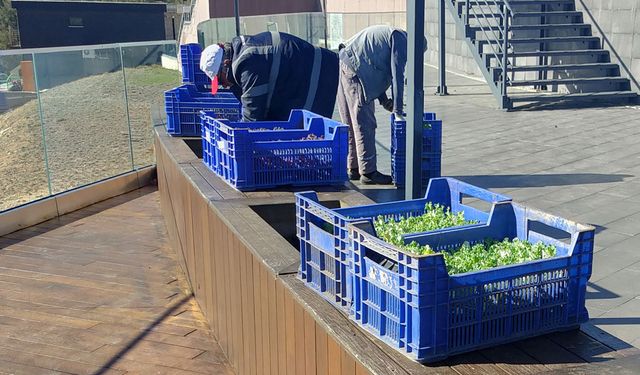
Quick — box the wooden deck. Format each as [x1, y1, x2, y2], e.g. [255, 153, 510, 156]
[0, 187, 234, 375]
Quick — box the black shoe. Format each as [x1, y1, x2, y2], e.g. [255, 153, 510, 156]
[360, 171, 393, 185]
[348, 169, 360, 181]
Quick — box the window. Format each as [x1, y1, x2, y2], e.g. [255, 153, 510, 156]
[69, 17, 84, 28]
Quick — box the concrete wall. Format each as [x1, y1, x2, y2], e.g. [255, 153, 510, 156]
[575, 0, 640, 93]
[325, 0, 405, 13]
[180, 0, 211, 45]
[424, 0, 482, 78]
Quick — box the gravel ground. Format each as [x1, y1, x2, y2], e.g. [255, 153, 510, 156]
[0, 65, 180, 211]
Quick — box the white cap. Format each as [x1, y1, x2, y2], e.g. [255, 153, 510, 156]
[199, 44, 224, 80]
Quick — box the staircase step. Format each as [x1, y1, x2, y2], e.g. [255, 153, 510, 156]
[470, 11, 582, 18]
[458, 0, 577, 14]
[509, 76, 629, 87]
[459, 0, 575, 7]
[509, 91, 638, 103]
[480, 36, 599, 45]
[513, 11, 582, 18]
[511, 23, 591, 31]
[502, 62, 620, 72]
[470, 23, 591, 32]
[511, 49, 609, 57]
[504, 49, 609, 58]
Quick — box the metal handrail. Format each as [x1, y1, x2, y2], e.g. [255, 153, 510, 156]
[468, 1, 507, 67]
[459, 0, 512, 105]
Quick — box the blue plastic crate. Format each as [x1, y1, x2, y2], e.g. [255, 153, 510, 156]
[349, 202, 594, 363]
[164, 84, 241, 136]
[180, 44, 211, 91]
[201, 110, 305, 176]
[391, 152, 441, 188]
[295, 178, 511, 313]
[392, 113, 443, 187]
[201, 110, 349, 191]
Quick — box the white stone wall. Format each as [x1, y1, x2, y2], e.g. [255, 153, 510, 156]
[424, 0, 482, 78]
[575, 0, 640, 92]
[180, 0, 211, 45]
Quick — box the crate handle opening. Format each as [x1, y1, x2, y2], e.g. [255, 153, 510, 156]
[460, 193, 493, 213]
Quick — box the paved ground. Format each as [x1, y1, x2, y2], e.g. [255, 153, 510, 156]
[0, 187, 233, 374]
[359, 65, 640, 347]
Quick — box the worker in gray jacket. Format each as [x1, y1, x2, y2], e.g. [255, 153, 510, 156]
[337, 25, 413, 185]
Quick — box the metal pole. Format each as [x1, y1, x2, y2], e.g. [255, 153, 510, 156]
[322, 0, 329, 49]
[501, 4, 509, 109]
[234, 0, 241, 37]
[406, 0, 425, 200]
[437, 0, 448, 95]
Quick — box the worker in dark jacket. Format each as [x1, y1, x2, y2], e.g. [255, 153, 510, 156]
[203, 32, 339, 122]
[337, 25, 417, 185]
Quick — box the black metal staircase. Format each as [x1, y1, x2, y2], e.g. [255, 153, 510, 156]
[442, 0, 639, 110]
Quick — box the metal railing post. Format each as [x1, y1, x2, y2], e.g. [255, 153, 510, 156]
[406, 0, 425, 199]
[234, 0, 241, 37]
[465, 0, 470, 28]
[501, 4, 510, 109]
[437, 0, 448, 95]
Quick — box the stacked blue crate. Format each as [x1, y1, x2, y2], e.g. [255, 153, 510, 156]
[391, 113, 442, 188]
[180, 43, 210, 91]
[164, 84, 241, 136]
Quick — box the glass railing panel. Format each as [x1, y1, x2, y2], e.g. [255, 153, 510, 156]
[0, 52, 50, 212]
[121, 41, 180, 169]
[33, 46, 132, 194]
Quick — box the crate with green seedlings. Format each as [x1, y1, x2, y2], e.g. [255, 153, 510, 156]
[295, 178, 511, 313]
[349, 202, 595, 362]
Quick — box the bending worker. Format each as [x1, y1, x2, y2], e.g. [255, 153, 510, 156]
[337, 25, 418, 185]
[200, 31, 339, 121]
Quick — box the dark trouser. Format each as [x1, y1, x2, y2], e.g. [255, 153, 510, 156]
[336, 61, 377, 175]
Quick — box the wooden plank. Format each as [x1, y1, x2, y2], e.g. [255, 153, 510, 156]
[356, 362, 371, 375]
[0, 346, 125, 375]
[260, 264, 272, 375]
[536, 355, 640, 375]
[191, 184, 207, 302]
[548, 330, 640, 362]
[304, 309, 317, 374]
[252, 254, 265, 375]
[315, 323, 329, 375]
[294, 297, 306, 375]
[283, 277, 414, 375]
[284, 286, 297, 375]
[445, 351, 510, 375]
[0, 358, 70, 375]
[341, 348, 356, 375]
[220, 221, 232, 368]
[222, 202, 299, 276]
[191, 162, 245, 201]
[327, 333, 342, 375]
[214, 212, 228, 350]
[581, 323, 640, 355]
[204, 207, 216, 334]
[276, 279, 288, 375]
[479, 344, 546, 375]
[228, 225, 241, 370]
[267, 270, 279, 375]
[243, 241, 258, 375]
[514, 336, 586, 371]
[184, 182, 196, 288]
